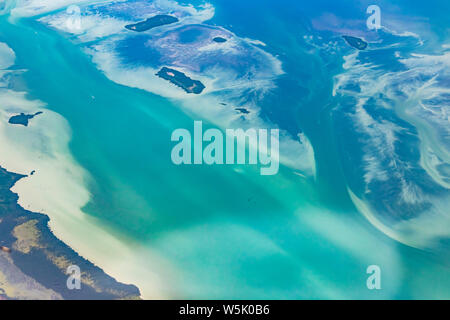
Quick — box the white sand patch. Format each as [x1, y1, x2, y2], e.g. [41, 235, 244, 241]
[10, 0, 102, 17]
[0, 42, 15, 69]
[40, 12, 130, 42]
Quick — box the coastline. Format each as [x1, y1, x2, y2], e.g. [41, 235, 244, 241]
[0, 165, 141, 299]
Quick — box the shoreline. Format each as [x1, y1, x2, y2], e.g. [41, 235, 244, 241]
[0, 165, 141, 299]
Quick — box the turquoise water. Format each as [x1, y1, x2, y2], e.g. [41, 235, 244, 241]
[1, 0, 449, 299]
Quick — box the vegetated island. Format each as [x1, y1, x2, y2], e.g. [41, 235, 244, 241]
[0, 165, 141, 300]
[213, 37, 227, 43]
[156, 67, 205, 94]
[125, 14, 178, 32]
[235, 108, 250, 114]
[342, 35, 368, 50]
[8, 112, 43, 127]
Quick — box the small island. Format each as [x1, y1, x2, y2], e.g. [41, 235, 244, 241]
[125, 15, 179, 32]
[213, 37, 227, 43]
[8, 111, 43, 127]
[235, 108, 250, 114]
[156, 67, 205, 94]
[342, 36, 368, 50]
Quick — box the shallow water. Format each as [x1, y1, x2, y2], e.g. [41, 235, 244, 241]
[0, 0, 449, 299]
